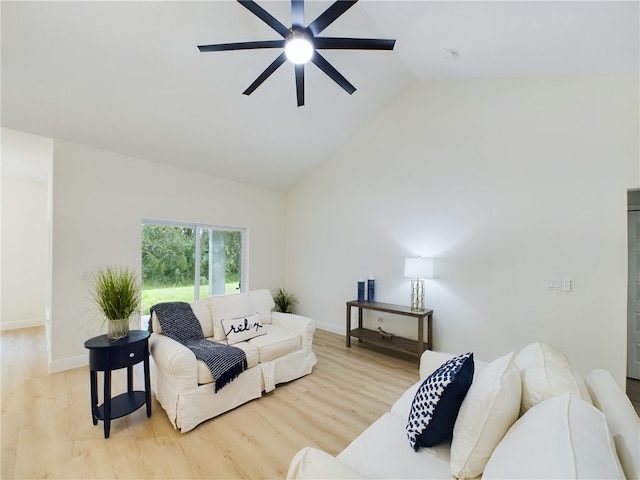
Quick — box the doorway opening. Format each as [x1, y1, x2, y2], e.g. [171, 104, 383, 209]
[627, 189, 640, 381]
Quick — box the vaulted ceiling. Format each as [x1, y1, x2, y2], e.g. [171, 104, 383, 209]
[2, 1, 638, 190]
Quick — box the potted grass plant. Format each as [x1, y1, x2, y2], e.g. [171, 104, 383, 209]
[273, 287, 298, 314]
[89, 266, 140, 340]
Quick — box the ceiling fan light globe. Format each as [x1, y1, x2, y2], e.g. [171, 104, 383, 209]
[285, 37, 314, 64]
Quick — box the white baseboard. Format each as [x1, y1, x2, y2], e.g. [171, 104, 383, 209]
[0, 317, 45, 331]
[315, 320, 343, 336]
[49, 354, 87, 373]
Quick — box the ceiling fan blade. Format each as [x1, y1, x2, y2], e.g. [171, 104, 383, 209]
[292, 0, 304, 29]
[313, 37, 395, 50]
[312, 51, 356, 95]
[198, 40, 285, 52]
[295, 64, 305, 107]
[306, 0, 358, 37]
[238, 0, 290, 38]
[243, 52, 287, 96]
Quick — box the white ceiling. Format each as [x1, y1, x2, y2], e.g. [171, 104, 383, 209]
[2, 1, 638, 190]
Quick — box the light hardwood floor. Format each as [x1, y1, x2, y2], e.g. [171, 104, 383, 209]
[1, 327, 419, 479]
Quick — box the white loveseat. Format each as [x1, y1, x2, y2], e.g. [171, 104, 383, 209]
[288, 343, 639, 479]
[149, 289, 317, 432]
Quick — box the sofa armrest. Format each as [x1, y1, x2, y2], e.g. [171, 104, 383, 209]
[585, 368, 640, 480]
[149, 333, 198, 390]
[271, 312, 316, 351]
[286, 447, 364, 480]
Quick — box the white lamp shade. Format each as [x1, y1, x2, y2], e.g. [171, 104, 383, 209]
[404, 257, 434, 279]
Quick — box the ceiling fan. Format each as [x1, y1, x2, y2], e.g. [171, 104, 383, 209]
[197, 0, 396, 107]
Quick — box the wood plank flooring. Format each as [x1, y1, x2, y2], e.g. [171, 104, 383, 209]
[1, 327, 419, 479]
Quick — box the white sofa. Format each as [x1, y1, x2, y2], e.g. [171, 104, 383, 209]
[288, 343, 639, 480]
[149, 289, 317, 432]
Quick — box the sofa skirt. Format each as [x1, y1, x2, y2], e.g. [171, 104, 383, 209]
[153, 362, 262, 433]
[152, 349, 317, 432]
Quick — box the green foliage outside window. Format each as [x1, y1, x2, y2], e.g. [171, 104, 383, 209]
[142, 225, 196, 286]
[141, 225, 241, 288]
[141, 224, 243, 315]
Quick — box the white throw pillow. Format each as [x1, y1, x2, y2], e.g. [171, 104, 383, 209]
[248, 289, 275, 324]
[450, 352, 521, 480]
[483, 394, 625, 479]
[209, 293, 254, 340]
[189, 297, 215, 338]
[515, 341, 591, 413]
[221, 313, 266, 345]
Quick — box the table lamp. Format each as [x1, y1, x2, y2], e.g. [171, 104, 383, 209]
[404, 257, 434, 311]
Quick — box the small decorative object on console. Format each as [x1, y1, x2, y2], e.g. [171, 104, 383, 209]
[377, 326, 395, 340]
[367, 275, 375, 302]
[357, 277, 365, 303]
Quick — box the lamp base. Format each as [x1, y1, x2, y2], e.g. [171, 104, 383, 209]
[410, 279, 426, 312]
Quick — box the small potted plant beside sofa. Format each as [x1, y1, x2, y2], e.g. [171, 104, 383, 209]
[89, 266, 140, 340]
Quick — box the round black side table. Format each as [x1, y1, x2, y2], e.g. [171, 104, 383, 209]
[84, 330, 151, 438]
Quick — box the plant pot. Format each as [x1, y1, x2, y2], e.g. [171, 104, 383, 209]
[108, 318, 130, 340]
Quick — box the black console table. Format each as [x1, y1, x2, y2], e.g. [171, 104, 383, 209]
[346, 300, 433, 363]
[84, 330, 151, 438]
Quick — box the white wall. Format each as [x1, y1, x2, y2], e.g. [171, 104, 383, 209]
[286, 75, 639, 384]
[1, 176, 48, 329]
[49, 140, 286, 372]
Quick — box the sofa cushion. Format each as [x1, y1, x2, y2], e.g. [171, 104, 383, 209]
[407, 352, 474, 450]
[515, 342, 591, 414]
[338, 412, 454, 479]
[196, 340, 259, 384]
[483, 394, 624, 479]
[287, 447, 365, 480]
[209, 292, 254, 341]
[249, 289, 275, 324]
[221, 313, 266, 345]
[450, 352, 521, 479]
[248, 324, 301, 363]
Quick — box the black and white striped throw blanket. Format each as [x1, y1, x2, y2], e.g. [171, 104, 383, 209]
[150, 301, 247, 393]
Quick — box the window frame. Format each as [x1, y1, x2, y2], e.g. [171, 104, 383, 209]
[142, 218, 249, 301]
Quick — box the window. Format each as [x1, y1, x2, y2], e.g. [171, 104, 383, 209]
[141, 221, 247, 314]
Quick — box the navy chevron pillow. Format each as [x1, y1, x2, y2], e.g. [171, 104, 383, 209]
[407, 352, 474, 450]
